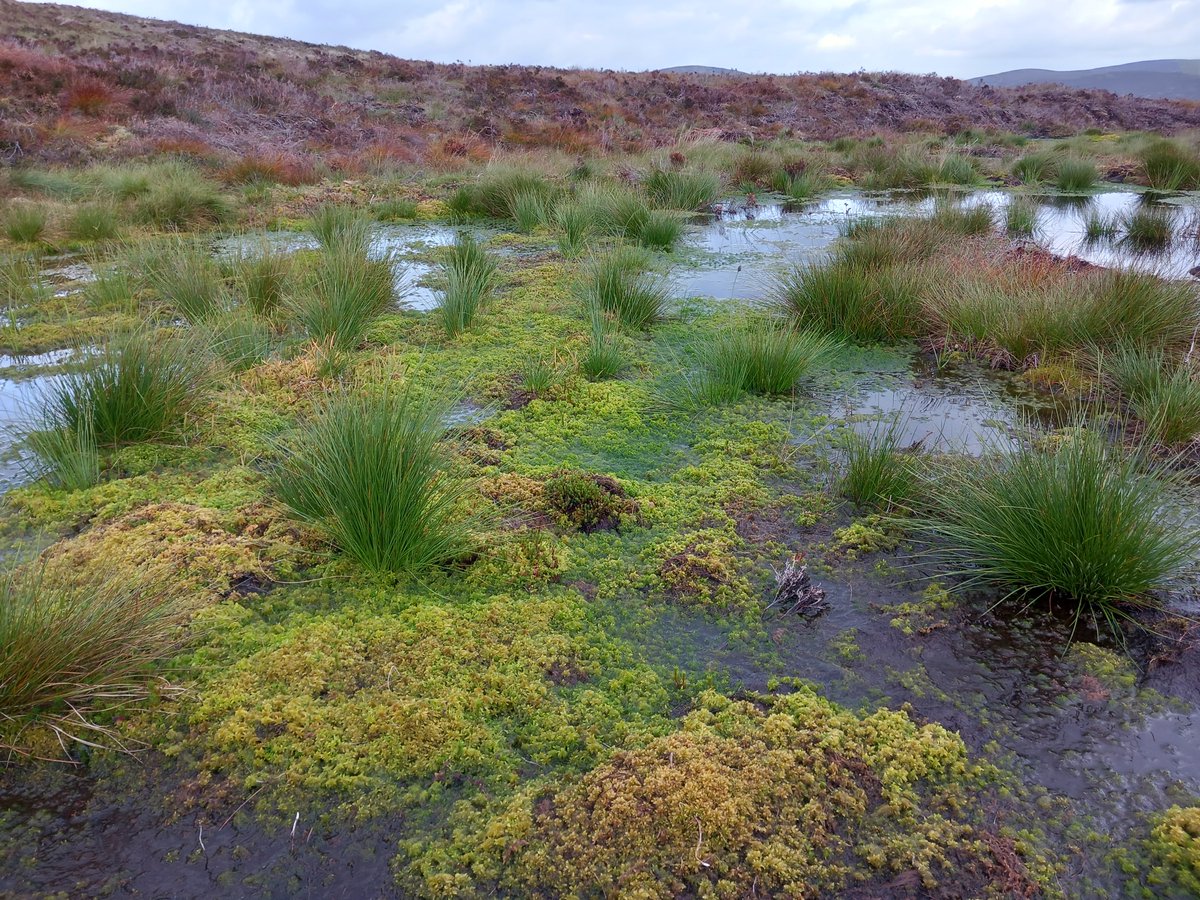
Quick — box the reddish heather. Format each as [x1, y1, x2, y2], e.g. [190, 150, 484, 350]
[2, 0, 1199, 167]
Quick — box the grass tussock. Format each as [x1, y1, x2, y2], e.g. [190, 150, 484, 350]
[200, 308, 276, 371]
[583, 247, 669, 330]
[292, 245, 397, 349]
[309, 204, 374, 255]
[273, 386, 479, 574]
[772, 256, 926, 344]
[1012, 151, 1056, 185]
[554, 201, 595, 258]
[579, 307, 625, 380]
[66, 203, 120, 242]
[460, 168, 559, 226]
[1084, 210, 1120, 240]
[228, 243, 292, 317]
[145, 238, 228, 324]
[644, 169, 721, 210]
[1005, 197, 1039, 236]
[916, 429, 1199, 619]
[135, 169, 231, 229]
[1, 252, 51, 307]
[770, 167, 831, 201]
[3, 203, 48, 244]
[437, 233, 498, 336]
[1054, 158, 1098, 192]
[26, 411, 100, 491]
[1107, 347, 1200, 445]
[931, 202, 993, 236]
[0, 564, 186, 755]
[1119, 206, 1174, 252]
[1139, 139, 1200, 191]
[697, 321, 837, 404]
[926, 261, 1200, 363]
[839, 418, 922, 509]
[371, 198, 420, 222]
[44, 330, 212, 446]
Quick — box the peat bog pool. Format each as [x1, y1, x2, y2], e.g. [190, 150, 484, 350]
[3, 183, 1200, 897]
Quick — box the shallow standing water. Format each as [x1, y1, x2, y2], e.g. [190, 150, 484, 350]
[672, 188, 1200, 301]
[3, 190, 1200, 896]
[0, 349, 75, 495]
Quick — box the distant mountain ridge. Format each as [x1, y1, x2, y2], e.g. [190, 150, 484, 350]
[972, 59, 1200, 100]
[657, 66, 747, 76]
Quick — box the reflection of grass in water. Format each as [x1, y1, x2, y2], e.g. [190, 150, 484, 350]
[1119, 206, 1174, 252]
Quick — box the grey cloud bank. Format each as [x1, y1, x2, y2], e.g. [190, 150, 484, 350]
[58, 0, 1200, 78]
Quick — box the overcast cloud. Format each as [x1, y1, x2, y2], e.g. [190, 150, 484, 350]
[54, 0, 1200, 78]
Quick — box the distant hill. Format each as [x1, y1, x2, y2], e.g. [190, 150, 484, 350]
[657, 66, 746, 76]
[972, 59, 1200, 100]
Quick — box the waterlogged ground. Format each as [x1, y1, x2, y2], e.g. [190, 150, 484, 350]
[2, 189, 1200, 898]
[672, 188, 1200, 301]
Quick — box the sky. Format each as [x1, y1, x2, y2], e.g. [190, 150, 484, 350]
[57, 0, 1200, 78]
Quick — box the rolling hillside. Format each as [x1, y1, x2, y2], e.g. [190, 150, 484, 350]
[973, 59, 1200, 100]
[2, 0, 1199, 167]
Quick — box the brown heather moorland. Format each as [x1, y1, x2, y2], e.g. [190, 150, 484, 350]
[3, 0, 1200, 171]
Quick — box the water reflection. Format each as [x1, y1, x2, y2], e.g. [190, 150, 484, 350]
[674, 189, 1200, 301]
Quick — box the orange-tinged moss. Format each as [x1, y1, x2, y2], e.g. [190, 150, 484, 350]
[35, 500, 302, 601]
[403, 689, 1027, 898]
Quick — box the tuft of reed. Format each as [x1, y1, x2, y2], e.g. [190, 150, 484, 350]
[85, 265, 136, 313]
[554, 201, 595, 258]
[135, 170, 231, 229]
[1, 253, 51, 308]
[200, 308, 276, 371]
[1054, 158, 1098, 192]
[1012, 151, 1056, 185]
[44, 329, 211, 446]
[644, 169, 721, 210]
[437, 233, 498, 337]
[770, 167, 831, 201]
[371, 198, 420, 221]
[520, 356, 562, 396]
[926, 264, 1200, 362]
[771, 256, 925, 344]
[1139, 139, 1200, 191]
[933, 154, 979, 185]
[272, 385, 479, 574]
[1005, 197, 1039, 235]
[1119, 206, 1174, 252]
[0, 564, 187, 756]
[145, 238, 228, 324]
[509, 189, 551, 232]
[697, 320, 838, 403]
[583, 247, 669, 330]
[26, 411, 100, 491]
[839, 418, 922, 510]
[292, 245, 397, 349]
[308, 204, 374, 256]
[1106, 347, 1200, 445]
[1084, 210, 1119, 240]
[579, 306, 625, 380]
[3, 204, 48, 244]
[914, 428, 1200, 622]
[229, 243, 292, 317]
[463, 168, 559, 225]
[931, 202, 993, 236]
[66, 203, 120, 242]
[636, 210, 684, 250]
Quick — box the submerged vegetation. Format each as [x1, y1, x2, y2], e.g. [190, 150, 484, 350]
[3, 116, 1200, 898]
